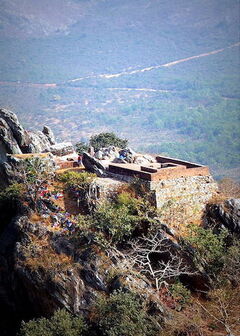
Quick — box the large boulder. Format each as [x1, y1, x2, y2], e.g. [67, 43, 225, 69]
[42, 126, 56, 145]
[0, 108, 27, 148]
[82, 152, 106, 177]
[48, 142, 74, 156]
[26, 131, 52, 153]
[205, 198, 240, 234]
[0, 118, 22, 158]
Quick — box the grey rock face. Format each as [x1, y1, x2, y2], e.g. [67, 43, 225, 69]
[0, 108, 27, 148]
[48, 142, 74, 156]
[26, 131, 52, 153]
[0, 118, 22, 157]
[0, 109, 76, 160]
[205, 198, 240, 234]
[119, 147, 136, 163]
[0, 215, 107, 330]
[42, 126, 56, 145]
[82, 152, 106, 177]
[0, 108, 54, 157]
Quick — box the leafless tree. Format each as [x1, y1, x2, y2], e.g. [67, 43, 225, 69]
[196, 287, 240, 336]
[130, 232, 196, 290]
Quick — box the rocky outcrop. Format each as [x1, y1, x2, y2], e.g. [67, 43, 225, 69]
[48, 142, 74, 156]
[25, 130, 52, 153]
[204, 198, 240, 234]
[82, 152, 106, 177]
[0, 209, 168, 335]
[95, 146, 119, 161]
[0, 108, 27, 148]
[0, 108, 65, 161]
[0, 116, 22, 158]
[0, 215, 106, 335]
[42, 126, 56, 145]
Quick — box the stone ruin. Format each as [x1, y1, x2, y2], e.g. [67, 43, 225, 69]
[84, 146, 218, 228]
[0, 108, 218, 228]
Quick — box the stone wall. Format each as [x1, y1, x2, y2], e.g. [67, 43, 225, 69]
[109, 163, 210, 182]
[147, 175, 218, 229]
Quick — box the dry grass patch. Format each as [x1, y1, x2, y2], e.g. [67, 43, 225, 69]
[23, 235, 73, 273]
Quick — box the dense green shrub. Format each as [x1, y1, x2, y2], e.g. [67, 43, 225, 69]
[0, 182, 23, 202]
[75, 141, 89, 155]
[170, 282, 191, 308]
[186, 225, 228, 276]
[94, 290, 158, 336]
[18, 309, 87, 336]
[58, 171, 96, 189]
[90, 132, 128, 151]
[93, 202, 137, 244]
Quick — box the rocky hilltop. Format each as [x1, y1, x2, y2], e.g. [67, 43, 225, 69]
[0, 109, 239, 336]
[0, 109, 75, 187]
[0, 108, 56, 161]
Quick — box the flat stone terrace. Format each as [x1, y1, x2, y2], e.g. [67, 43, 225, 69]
[109, 155, 210, 182]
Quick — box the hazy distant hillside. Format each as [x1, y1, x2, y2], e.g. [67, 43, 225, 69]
[0, 0, 239, 81]
[0, 0, 239, 179]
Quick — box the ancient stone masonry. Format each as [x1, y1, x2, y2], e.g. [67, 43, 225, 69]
[108, 155, 218, 228]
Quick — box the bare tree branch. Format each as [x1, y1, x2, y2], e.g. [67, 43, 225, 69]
[130, 233, 196, 290]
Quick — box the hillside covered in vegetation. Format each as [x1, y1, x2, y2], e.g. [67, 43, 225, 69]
[0, 119, 240, 335]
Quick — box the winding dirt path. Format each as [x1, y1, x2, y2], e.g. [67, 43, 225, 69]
[0, 42, 239, 88]
[68, 42, 240, 83]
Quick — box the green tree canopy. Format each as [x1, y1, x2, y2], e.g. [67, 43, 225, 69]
[18, 309, 87, 336]
[90, 132, 128, 151]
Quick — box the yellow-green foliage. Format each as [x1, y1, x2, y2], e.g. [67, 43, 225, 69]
[18, 309, 87, 336]
[170, 282, 191, 308]
[186, 225, 228, 275]
[93, 290, 158, 336]
[58, 171, 96, 189]
[0, 182, 24, 201]
[93, 202, 137, 244]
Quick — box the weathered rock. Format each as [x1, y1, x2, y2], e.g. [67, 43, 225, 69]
[95, 150, 103, 160]
[0, 108, 74, 161]
[205, 198, 240, 234]
[0, 215, 105, 334]
[0, 161, 15, 188]
[0, 118, 22, 159]
[26, 131, 52, 153]
[42, 126, 55, 145]
[0, 109, 56, 157]
[82, 152, 106, 177]
[0, 108, 27, 148]
[48, 142, 74, 156]
[80, 269, 106, 291]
